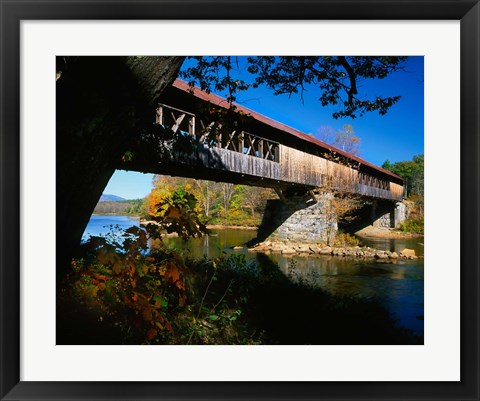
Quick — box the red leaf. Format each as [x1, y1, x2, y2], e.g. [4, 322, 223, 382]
[146, 328, 158, 341]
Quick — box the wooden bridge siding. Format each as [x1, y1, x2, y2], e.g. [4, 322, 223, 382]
[390, 183, 404, 200]
[169, 144, 403, 201]
[279, 145, 327, 186]
[279, 145, 403, 201]
[174, 145, 280, 181]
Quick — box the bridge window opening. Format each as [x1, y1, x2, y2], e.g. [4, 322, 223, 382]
[157, 103, 280, 163]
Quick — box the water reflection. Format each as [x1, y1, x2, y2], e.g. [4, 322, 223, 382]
[268, 252, 424, 336]
[358, 236, 424, 257]
[161, 229, 424, 337]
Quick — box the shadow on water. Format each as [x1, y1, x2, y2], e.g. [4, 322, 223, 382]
[244, 253, 422, 345]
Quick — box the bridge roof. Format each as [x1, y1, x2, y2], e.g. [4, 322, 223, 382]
[172, 79, 403, 183]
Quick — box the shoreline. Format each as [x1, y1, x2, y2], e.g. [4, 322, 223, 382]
[92, 213, 139, 218]
[139, 219, 258, 231]
[206, 224, 257, 230]
[94, 215, 423, 240]
[248, 241, 422, 260]
[355, 226, 423, 239]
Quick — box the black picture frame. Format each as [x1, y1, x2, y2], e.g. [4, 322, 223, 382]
[1, 1, 479, 400]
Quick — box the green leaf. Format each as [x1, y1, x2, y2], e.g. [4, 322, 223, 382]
[208, 314, 220, 321]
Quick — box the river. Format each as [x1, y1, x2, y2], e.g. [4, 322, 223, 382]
[83, 215, 424, 338]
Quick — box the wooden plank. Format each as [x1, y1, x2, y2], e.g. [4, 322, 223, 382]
[171, 112, 186, 133]
[239, 132, 244, 155]
[156, 106, 163, 125]
[188, 116, 195, 137]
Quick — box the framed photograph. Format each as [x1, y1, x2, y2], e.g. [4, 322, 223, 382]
[1, 0, 479, 400]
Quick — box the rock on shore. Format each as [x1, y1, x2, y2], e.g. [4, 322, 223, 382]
[248, 241, 420, 260]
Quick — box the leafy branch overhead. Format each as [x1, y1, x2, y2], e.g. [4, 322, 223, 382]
[180, 56, 407, 119]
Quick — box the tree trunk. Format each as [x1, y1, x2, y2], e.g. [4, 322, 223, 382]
[56, 56, 184, 281]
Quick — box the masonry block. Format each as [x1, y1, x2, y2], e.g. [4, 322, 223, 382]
[257, 193, 337, 245]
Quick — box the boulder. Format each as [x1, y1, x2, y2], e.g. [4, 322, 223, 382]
[344, 248, 356, 257]
[296, 244, 312, 253]
[248, 246, 268, 252]
[389, 252, 399, 259]
[332, 248, 343, 256]
[319, 246, 333, 255]
[400, 248, 416, 257]
[375, 251, 389, 259]
[282, 247, 297, 254]
[309, 245, 322, 254]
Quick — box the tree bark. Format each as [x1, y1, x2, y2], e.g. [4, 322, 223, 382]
[56, 56, 184, 281]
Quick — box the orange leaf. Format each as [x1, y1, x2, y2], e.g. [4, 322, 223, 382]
[167, 264, 181, 283]
[167, 207, 180, 219]
[146, 328, 158, 341]
[165, 320, 174, 334]
[142, 308, 153, 322]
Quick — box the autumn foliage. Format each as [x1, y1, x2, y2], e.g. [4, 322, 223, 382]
[147, 182, 207, 240]
[71, 227, 190, 342]
[67, 186, 209, 343]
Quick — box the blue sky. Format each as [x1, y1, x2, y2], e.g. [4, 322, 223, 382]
[104, 56, 424, 199]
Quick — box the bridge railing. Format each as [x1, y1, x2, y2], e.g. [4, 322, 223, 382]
[156, 103, 196, 136]
[156, 103, 280, 162]
[214, 130, 279, 162]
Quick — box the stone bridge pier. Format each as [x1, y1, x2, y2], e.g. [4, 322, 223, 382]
[257, 192, 408, 245]
[368, 200, 408, 229]
[257, 192, 338, 245]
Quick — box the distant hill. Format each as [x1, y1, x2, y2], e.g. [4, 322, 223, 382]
[99, 194, 126, 202]
[94, 197, 145, 216]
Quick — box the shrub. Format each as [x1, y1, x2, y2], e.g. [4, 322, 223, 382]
[400, 218, 424, 234]
[332, 232, 360, 247]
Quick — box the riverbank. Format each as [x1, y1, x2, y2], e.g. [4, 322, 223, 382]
[206, 224, 257, 230]
[92, 213, 138, 217]
[355, 226, 424, 239]
[140, 219, 257, 231]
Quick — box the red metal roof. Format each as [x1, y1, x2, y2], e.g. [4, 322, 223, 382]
[172, 79, 403, 182]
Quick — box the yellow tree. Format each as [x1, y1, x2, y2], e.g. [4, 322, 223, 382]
[333, 124, 361, 155]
